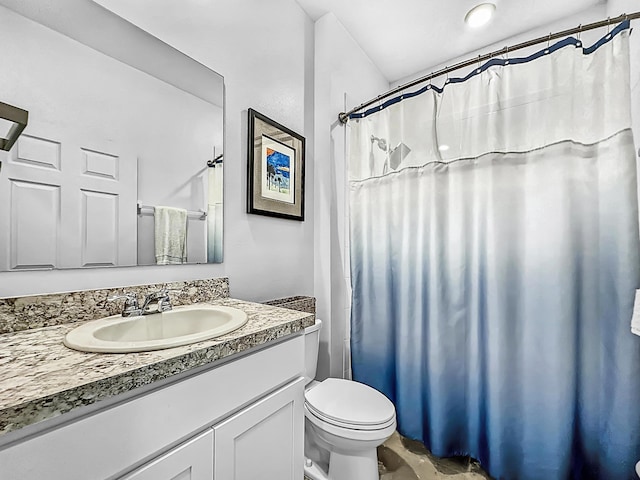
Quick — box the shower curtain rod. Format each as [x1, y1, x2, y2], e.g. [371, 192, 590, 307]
[338, 11, 640, 124]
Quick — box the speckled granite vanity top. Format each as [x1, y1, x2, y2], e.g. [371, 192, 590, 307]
[0, 298, 314, 436]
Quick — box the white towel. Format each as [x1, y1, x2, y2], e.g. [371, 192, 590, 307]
[154, 206, 187, 265]
[631, 289, 640, 336]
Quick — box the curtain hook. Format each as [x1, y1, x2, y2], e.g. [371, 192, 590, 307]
[607, 17, 611, 38]
[504, 45, 510, 65]
[477, 54, 482, 74]
[545, 33, 551, 54]
[445, 70, 450, 84]
[428, 72, 433, 90]
[576, 24, 582, 47]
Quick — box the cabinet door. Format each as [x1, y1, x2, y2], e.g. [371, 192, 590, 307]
[213, 377, 304, 480]
[121, 429, 213, 480]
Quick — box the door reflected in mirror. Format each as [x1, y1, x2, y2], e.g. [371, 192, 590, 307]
[0, 1, 224, 271]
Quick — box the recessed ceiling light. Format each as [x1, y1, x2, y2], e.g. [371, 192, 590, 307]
[465, 3, 496, 29]
[438, 144, 450, 152]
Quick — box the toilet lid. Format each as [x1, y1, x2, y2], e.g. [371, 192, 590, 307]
[304, 378, 395, 428]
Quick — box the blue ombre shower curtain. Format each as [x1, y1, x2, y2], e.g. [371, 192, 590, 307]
[348, 24, 640, 480]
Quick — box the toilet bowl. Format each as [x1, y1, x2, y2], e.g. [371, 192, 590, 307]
[303, 319, 396, 480]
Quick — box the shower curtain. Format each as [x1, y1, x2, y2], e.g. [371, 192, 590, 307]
[348, 24, 640, 480]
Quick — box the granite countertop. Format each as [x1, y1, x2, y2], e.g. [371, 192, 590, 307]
[0, 298, 314, 437]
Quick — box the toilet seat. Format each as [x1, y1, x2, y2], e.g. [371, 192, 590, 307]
[306, 402, 396, 431]
[305, 403, 397, 444]
[304, 378, 396, 431]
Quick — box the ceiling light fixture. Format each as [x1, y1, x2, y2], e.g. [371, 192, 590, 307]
[464, 3, 496, 29]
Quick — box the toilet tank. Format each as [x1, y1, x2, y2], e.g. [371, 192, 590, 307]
[304, 318, 322, 386]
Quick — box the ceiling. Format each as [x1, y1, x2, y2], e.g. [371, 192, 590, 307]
[295, 0, 605, 82]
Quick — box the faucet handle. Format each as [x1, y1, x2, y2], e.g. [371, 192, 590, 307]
[105, 292, 141, 316]
[106, 292, 138, 304]
[142, 288, 180, 313]
[143, 288, 179, 301]
[159, 288, 181, 308]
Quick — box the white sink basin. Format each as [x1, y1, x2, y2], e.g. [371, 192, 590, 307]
[64, 304, 248, 353]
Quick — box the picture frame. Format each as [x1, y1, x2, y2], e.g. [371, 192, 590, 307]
[247, 108, 305, 221]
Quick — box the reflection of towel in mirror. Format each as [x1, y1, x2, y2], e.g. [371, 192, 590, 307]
[154, 206, 187, 265]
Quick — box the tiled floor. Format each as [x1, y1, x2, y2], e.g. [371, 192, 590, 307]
[304, 431, 492, 480]
[378, 432, 492, 480]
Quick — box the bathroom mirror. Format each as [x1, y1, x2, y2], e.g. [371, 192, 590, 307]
[0, 0, 224, 271]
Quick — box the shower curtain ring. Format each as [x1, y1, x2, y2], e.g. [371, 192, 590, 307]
[606, 17, 612, 39]
[428, 73, 433, 89]
[545, 33, 551, 54]
[445, 69, 450, 84]
[577, 24, 582, 46]
[477, 54, 482, 74]
[504, 46, 510, 65]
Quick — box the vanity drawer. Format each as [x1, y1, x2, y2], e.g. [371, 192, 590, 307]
[120, 430, 214, 480]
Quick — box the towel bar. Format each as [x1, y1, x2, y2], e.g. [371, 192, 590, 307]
[137, 202, 207, 220]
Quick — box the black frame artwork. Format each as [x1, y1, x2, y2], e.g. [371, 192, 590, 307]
[247, 108, 305, 221]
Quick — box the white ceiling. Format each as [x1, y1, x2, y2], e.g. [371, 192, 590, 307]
[295, 0, 605, 82]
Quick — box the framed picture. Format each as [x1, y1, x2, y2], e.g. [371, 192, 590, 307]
[247, 108, 305, 221]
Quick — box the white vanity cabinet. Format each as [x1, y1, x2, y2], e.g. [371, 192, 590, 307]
[0, 334, 305, 480]
[122, 377, 304, 480]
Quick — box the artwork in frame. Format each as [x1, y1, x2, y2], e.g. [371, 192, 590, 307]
[247, 108, 305, 221]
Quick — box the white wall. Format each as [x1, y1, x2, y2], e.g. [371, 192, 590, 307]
[0, 0, 315, 302]
[313, 13, 389, 379]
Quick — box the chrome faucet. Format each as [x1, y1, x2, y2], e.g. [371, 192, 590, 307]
[141, 287, 176, 314]
[105, 293, 143, 317]
[105, 288, 179, 317]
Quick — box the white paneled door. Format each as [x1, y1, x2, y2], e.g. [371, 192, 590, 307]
[0, 131, 137, 270]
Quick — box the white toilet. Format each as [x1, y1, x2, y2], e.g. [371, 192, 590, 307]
[303, 319, 396, 480]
